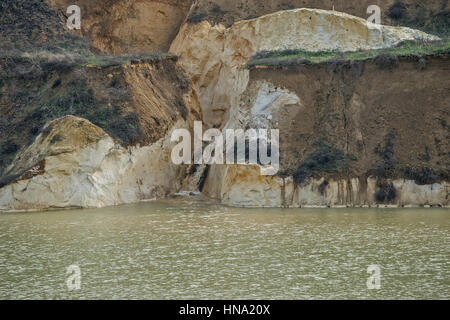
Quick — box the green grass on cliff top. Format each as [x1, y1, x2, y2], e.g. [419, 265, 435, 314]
[0, 52, 178, 80]
[0, 52, 177, 67]
[248, 40, 450, 67]
[80, 53, 177, 67]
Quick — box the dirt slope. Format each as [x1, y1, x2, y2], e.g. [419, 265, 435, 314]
[201, 53, 450, 207]
[46, 0, 194, 54]
[0, 55, 200, 181]
[0, 0, 89, 54]
[247, 55, 450, 183]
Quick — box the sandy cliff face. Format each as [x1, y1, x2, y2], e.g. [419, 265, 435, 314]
[171, 8, 447, 207]
[203, 55, 450, 208]
[1, 2, 448, 210]
[171, 8, 438, 128]
[213, 166, 449, 208]
[46, 0, 194, 54]
[0, 57, 202, 211]
[0, 116, 194, 210]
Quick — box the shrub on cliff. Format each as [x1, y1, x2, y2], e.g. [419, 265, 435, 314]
[293, 143, 350, 185]
[87, 108, 142, 146]
[373, 130, 398, 179]
[403, 167, 441, 185]
[11, 71, 143, 150]
[1, 140, 18, 155]
[375, 181, 397, 203]
[187, 12, 207, 23]
[0, 0, 89, 55]
[45, 78, 142, 146]
[386, 1, 449, 37]
[374, 54, 399, 70]
[388, 1, 407, 20]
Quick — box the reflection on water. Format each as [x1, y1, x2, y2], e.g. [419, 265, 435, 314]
[0, 196, 448, 299]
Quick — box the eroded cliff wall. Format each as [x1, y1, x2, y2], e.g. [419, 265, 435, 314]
[203, 55, 450, 207]
[171, 8, 438, 128]
[0, 57, 202, 211]
[46, 0, 194, 54]
[1, 1, 448, 210]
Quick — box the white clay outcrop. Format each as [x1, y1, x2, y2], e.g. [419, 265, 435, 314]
[171, 8, 439, 127]
[0, 116, 196, 211]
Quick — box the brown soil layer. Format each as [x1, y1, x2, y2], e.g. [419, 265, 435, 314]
[246, 54, 450, 184]
[46, 0, 194, 54]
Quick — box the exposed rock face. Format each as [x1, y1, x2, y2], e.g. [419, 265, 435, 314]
[47, 0, 194, 54]
[214, 166, 449, 208]
[0, 116, 195, 210]
[1, 2, 447, 210]
[172, 8, 447, 208]
[0, 57, 202, 211]
[0, 55, 199, 174]
[202, 55, 450, 208]
[171, 8, 438, 128]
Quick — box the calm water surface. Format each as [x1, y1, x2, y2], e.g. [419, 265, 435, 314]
[0, 197, 448, 299]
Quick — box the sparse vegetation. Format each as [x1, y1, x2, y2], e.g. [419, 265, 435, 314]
[291, 142, 351, 185]
[318, 180, 329, 195]
[1, 140, 18, 155]
[388, 1, 407, 20]
[80, 53, 177, 67]
[0, 61, 149, 175]
[39, 76, 142, 146]
[375, 181, 397, 203]
[422, 11, 450, 37]
[0, 52, 177, 79]
[211, 4, 225, 15]
[87, 107, 142, 145]
[373, 130, 397, 179]
[373, 130, 399, 204]
[374, 53, 399, 69]
[248, 40, 450, 68]
[386, 0, 450, 37]
[0, 0, 89, 56]
[187, 12, 208, 23]
[403, 167, 442, 185]
[0, 140, 19, 174]
[370, 130, 448, 189]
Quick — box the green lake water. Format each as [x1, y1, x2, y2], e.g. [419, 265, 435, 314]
[0, 197, 448, 299]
